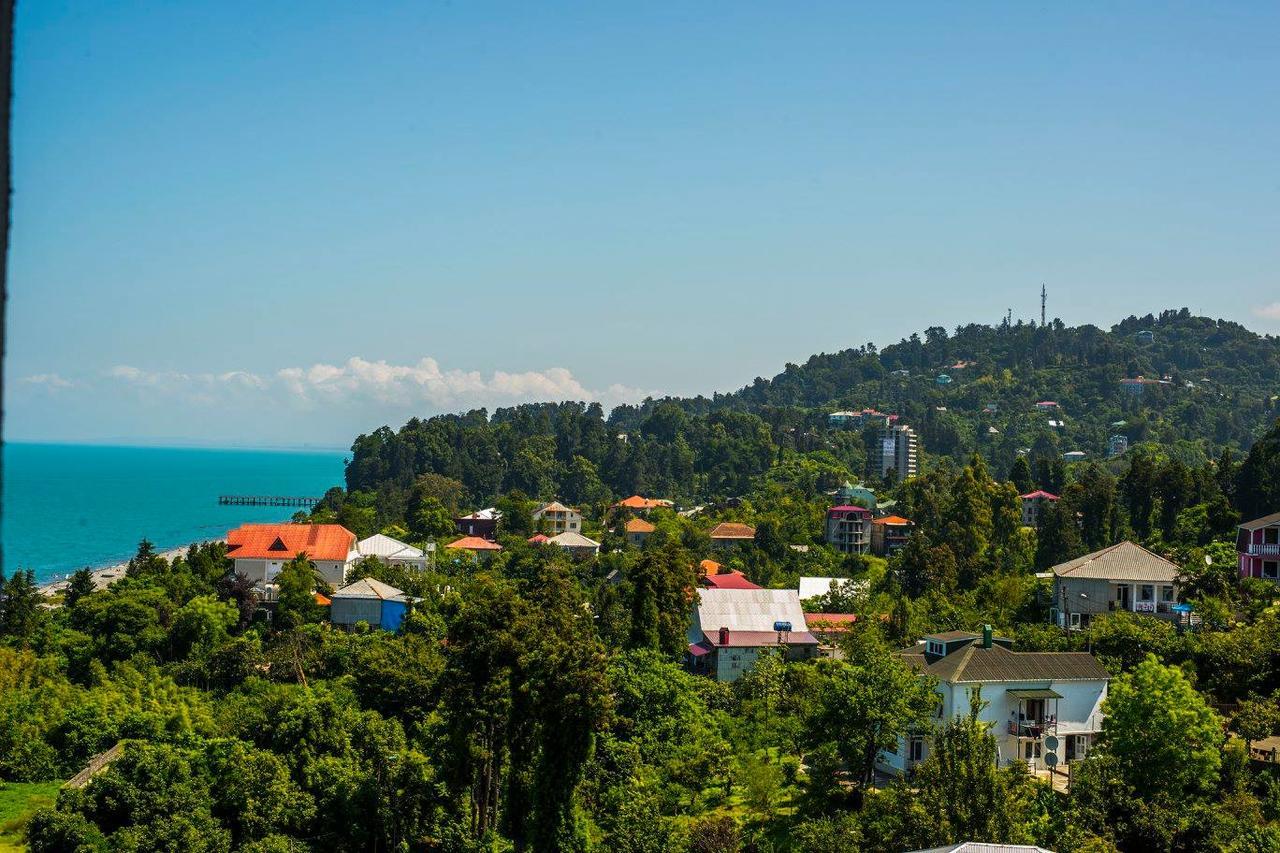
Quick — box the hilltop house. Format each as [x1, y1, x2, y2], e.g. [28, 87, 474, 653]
[356, 534, 433, 570]
[825, 505, 872, 554]
[330, 577, 413, 632]
[624, 517, 655, 547]
[835, 481, 878, 510]
[708, 522, 756, 549]
[548, 530, 600, 558]
[1020, 490, 1059, 528]
[1238, 512, 1280, 581]
[871, 515, 914, 556]
[454, 508, 500, 540]
[612, 495, 673, 513]
[532, 501, 583, 534]
[883, 627, 1109, 775]
[226, 523, 357, 587]
[687, 588, 819, 682]
[1050, 541, 1182, 628]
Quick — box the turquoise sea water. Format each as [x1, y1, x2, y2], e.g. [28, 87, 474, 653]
[2, 443, 347, 583]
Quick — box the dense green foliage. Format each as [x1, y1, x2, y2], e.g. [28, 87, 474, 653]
[6, 310, 1280, 851]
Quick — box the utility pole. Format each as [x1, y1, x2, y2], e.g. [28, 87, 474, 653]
[1041, 283, 1047, 327]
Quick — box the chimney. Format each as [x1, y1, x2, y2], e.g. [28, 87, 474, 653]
[719, 626, 729, 646]
[982, 624, 993, 649]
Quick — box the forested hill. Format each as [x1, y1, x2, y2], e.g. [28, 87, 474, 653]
[343, 309, 1280, 508]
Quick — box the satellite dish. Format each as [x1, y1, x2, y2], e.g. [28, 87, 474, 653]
[1044, 735, 1059, 751]
[1044, 752, 1059, 768]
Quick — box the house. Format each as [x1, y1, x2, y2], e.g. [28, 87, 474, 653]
[835, 481, 878, 510]
[868, 423, 919, 480]
[527, 534, 551, 544]
[1119, 375, 1171, 396]
[872, 515, 914, 556]
[1135, 329, 1154, 344]
[356, 534, 433, 570]
[825, 505, 872, 554]
[798, 576, 865, 602]
[444, 536, 503, 560]
[1107, 434, 1129, 458]
[983, 403, 999, 414]
[936, 374, 952, 386]
[709, 522, 756, 549]
[1034, 401, 1059, 411]
[687, 588, 820, 682]
[612, 495, 673, 513]
[532, 501, 583, 534]
[548, 530, 601, 558]
[454, 508, 500, 540]
[624, 517, 655, 547]
[226, 523, 357, 587]
[1019, 490, 1059, 528]
[884, 627, 1108, 775]
[330, 577, 412, 632]
[699, 559, 762, 590]
[1061, 451, 1087, 463]
[1238, 512, 1280, 581]
[1050, 541, 1182, 628]
[830, 408, 897, 429]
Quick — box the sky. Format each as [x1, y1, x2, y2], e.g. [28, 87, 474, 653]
[7, 1, 1280, 448]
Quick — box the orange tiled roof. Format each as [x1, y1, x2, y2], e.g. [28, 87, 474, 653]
[625, 518, 656, 533]
[447, 536, 504, 551]
[876, 515, 913, 526]
[226, 523, 356, 562]
[613, 495, 672, 510]
[709, 522, 756, 540]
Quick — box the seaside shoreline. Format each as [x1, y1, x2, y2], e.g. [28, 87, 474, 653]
[38, 541, 225, 597]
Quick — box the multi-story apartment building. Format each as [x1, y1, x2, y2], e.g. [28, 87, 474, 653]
[825, 505, 872, 554]
[867, 423, 919, 481]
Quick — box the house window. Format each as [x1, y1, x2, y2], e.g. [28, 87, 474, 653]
[1161, 586, 1174, 602]
[1070, 612, 1082, 629]
[1264, 562, 1279, 580]
[926, 641, 944, 656]
[1139, 585, 1154, 602]
[909, 738, 924, 762]
[1266, 528, 1279, 545]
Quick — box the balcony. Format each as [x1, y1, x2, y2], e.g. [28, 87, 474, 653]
[1245, 543, 1280, 557]
[1007, 716, 1056, 738]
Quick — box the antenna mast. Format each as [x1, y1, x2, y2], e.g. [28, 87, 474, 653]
[1040, 283, 1047, 327]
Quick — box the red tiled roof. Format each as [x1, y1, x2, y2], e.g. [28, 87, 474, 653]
[701, 570, 763, 590]
[613, 495, 672, 510]
[709, 522, 756, 540]
[828, 505, 872, 516]
[226, 523, 355, 562]
[527, 534, 551, 544]
[1020, 490, 1060, 500]
[876, 515, 913, 526]
[447, 536, 504, 551]
[625, 518, 656, 533]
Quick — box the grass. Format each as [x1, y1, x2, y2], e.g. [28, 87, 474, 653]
[0, 781, 62, 853]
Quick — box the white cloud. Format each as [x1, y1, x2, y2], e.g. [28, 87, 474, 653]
[1254, 302, 1280, 321]
[95, 357, 653, 412]
[20, 373, 73, 388]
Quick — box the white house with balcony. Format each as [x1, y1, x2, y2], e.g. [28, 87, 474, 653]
[1238, 511, 1280, 581]
[883, 627, 1109, 776]
[1049, 541, 1182, 629]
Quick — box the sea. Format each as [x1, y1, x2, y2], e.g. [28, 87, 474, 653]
[2, 443, 348, 584]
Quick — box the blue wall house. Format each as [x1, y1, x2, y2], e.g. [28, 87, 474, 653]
[330, 577, 412, 631]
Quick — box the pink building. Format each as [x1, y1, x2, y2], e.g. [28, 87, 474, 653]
[1020, 490, 1059, 528]
[1238, 512, 1280, 581]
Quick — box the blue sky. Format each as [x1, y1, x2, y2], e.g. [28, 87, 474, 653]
[7, 1, 1279, 447]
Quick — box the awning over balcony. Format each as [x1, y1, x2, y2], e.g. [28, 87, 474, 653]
[1008, 688, 1063, 699]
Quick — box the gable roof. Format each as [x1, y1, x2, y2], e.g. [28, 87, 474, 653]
[1240, 511, 1280, 530]
[701, 570, 763, 590]
[613, 495, 673, 510]
[456, 508, 500, 521]
[708, 522, 756, 540]
[527, 534, 551, 544]
[911, 845, 1055, 853]
[331, 577, 407, 602]
[1020, 490, 1059, 500]
[1051, 541, 1180, 583]
[548, 531, 600, 549]
[446, 536, 503, 551]
[625, 517, 656, 533]
[226, 523, 356, 562]
[695, 588, 809, 633]
[357, 533, 426, 560]
[875, 515, 913, 526]
[534, 501, 577, 515]
[914, 642, 1109, 684]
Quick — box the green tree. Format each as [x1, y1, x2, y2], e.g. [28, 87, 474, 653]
[0, 568, 44, 644]
[273, 554, 322, 629]
[64, 568, 96, 610]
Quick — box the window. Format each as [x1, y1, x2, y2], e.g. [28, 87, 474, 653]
[926, 641, 944, 656]
[910, 738, 924, 762]
[1139, 584, 1154, 602]
[1264, 562, 1279, 580]
[1266, 527, 1279, 545]
[1161, 586, 1174, 602]
[1070, 612, 1081, 628]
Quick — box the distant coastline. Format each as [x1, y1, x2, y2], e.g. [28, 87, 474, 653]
[38, 542, 223, 596]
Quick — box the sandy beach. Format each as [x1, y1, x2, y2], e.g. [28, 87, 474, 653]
[39, 542, 224, 597]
